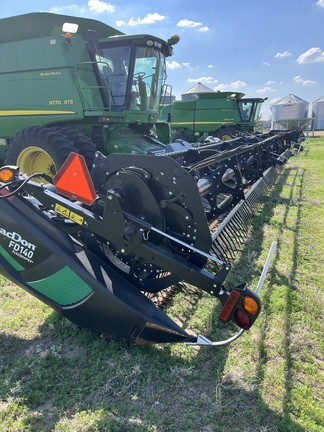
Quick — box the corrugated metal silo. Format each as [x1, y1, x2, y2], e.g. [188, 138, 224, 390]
[313, 96, 324, 130]
[271, 94, 309, 130]
[181, 82, 215, 101]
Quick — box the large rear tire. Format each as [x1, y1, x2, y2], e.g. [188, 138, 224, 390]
[52, 127, 96, 169]
[215, 126, 236, 141]
[5, 126, 77, 179]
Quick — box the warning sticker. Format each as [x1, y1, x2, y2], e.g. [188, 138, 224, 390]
[55, 204, 70, 218]
[70, 212, 84, 225]
[54, 204, 84, 225]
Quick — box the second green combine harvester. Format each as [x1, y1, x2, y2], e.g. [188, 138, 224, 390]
[160, 89, 267, 143]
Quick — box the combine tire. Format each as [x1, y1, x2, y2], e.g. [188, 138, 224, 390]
[215, 126, 235, 141]
[5, 126, 77, 179]
[52, 127, 96, 169]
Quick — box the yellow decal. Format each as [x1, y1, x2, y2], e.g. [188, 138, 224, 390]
[70, 212, 84, 225]
[54, 205, 84, 225]
[172, 121, 235, 126]
[55, 204, 70, 218]
[0, 110, 76, 116]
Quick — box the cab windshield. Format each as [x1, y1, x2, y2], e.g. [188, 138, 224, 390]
[238, 100, 261, 123]
[95, 45, 165, 112]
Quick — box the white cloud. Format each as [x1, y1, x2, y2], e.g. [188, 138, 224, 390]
[231, 80, 247, 89]
[187, 76, 218, 84]
[116, 13, 166, 27]
[208, 65, 214, 68]
[256, 86, 275, 95]
[275, 51, 292, 59]
[266, 81, 275, 85]
[293, 75, 316, 86]
[88, 0, 114, 13]
[213, 83, 228, 92]
[177, 19, 209, 32]
[166, 60, 181, 70]
[177, 19, 202, 28]
[199, 26, 209, 32]
[182, 62, 191, 67]
[213, 80, 247, 91]
[296, 47, 324, 63]
[316, 0, 324, 7]
[263, 62, 270, 66]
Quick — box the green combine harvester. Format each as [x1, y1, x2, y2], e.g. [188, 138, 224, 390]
[160, 90, 267, 142]
[0, 12, 178, 174]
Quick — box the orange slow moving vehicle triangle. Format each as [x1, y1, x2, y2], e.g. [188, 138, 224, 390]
[54, 153, 97, 205]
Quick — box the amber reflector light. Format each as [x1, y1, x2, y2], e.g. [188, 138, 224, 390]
[242, 295, 259, 315]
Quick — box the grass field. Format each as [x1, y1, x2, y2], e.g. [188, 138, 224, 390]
[0, 138, 323, 432]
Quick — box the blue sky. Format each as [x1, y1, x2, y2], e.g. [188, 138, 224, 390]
[1, 0, 324, 119]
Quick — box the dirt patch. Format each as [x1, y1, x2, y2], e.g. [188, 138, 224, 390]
[31, 400, 59, 431]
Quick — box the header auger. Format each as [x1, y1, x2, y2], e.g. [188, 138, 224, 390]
[0, 129, 304, 345]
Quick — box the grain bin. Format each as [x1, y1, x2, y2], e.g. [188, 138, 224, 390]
[312, 96, 324, 130]
[271, 94, 309, 130]
[181, 82, 216, 101]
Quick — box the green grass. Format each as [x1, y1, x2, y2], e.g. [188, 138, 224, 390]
[0, 138, 323, 432]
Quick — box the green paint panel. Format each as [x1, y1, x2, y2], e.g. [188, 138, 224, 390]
[28, 266, 93, 306]
[0, 245, 25, 271]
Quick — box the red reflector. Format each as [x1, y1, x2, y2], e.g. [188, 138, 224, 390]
[218, 290, 241, 323]
[54, 153, 97, 206]
[234, 310, 251, 330]
[0, 188, 12, 199]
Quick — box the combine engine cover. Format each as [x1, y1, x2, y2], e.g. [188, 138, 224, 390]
[0, 148, 270, 346]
